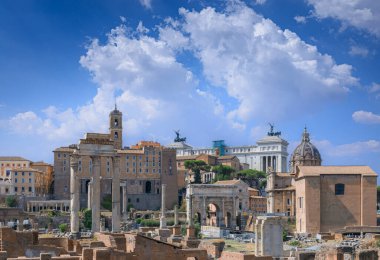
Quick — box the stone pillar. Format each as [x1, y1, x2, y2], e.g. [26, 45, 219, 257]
[87, 179, 92, 209]
[174, 204, 179, 226]
[91, 156, 101, 232]
[122, 184, 127, 217]
[70, 154, 80, 237]
[186, 194, 193, 227]
[160, 184, 167, 228]
[17, 218, 24, 231]
[201, 196, 206, 226]
[112, 156, 121, 232]
[255, 216, 283, 258]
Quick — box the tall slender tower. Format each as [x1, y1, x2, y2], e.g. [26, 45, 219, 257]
[109, 104, 123, 150]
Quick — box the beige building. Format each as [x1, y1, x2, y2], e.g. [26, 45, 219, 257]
[10, 168, 44, 196]
[248, 188, 267, 215]
[53, 107, 178, 211]
[0, 157, 53, 196]
[295, 165, 377, 234]
[266, 128, 319, 217]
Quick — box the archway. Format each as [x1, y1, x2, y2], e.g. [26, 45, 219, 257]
[145, 181, 151, 194]
[194, 212, 201, 225]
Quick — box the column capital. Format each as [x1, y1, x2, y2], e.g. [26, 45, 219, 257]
[70, 155, 80, 168]
[91, 156, 101, 166]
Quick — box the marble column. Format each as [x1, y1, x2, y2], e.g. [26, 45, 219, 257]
[174, 204, 179, 226]
[159, 184, 167, 228]
[87, 179, 92, 209]
[201, 196, 206, 226]
[70, 154, 80, 237]
[122, 184, 127, 217]
[112, 156, 121, 232]
[186, 194, 193, 227]
[91, 156, 101, 232]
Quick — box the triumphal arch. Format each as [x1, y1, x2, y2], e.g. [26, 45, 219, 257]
[186, 180, 249, 230]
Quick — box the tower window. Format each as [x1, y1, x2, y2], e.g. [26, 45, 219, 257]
[114, 132, 118, 139]
[114, 119, 119, 127]
[335, 183, 345, 195]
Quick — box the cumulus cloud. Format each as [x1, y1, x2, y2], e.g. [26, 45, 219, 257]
[349, 45, 369, 57]
[352, 110, 380, 124]
[6, 1, 359, 148]
[307, 0, 380, 37]
[139, 0, 152, 9]
[294, 16, 307, 24]
[164, 4, 358, 125]
[315, 139, 380, 157]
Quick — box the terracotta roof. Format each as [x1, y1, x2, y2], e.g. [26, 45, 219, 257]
[217, 155, 237, 160]
[214, 179, 241, 185]
[297, 166, 377, 178]
[269, 186, 295, 191]
[54, 147, 75, 152]
[0, 156, 29, 161]
[250, 196, 267, 199]
[11, 167, 43, 173]
[31, 161, 51, 166]
[177, 155, 198, 161]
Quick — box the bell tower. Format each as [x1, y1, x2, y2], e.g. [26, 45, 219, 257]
[109, 104, 123, 150]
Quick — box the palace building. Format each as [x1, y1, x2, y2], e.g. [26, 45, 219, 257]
[53, 106, 178, 212]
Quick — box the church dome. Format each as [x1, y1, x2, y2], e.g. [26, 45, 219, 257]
[290, 127, 321, 173]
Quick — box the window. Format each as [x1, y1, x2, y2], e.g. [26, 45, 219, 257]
[22, 178, 25, 183]
[29, 172, 31, 176]
[114, 132, 118, 139]
[298, 197, 303, 208]
[29, 178, 32, 183]
[29, 187, 32, 192]
[14, 187, 18, 192]
[145, 181, 152, 193]
[335, 183, 345, 195]
[22, 187, 25, 192]
[15, 172, 18, 176]
[136, 198, 140, 203]
[15, 178, 18, 183]
[287, 198, 291, 205]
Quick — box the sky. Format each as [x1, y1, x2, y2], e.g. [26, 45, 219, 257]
[0, 0, 379, 174]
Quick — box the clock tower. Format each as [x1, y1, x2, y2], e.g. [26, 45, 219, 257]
[109, 105, 123, 150]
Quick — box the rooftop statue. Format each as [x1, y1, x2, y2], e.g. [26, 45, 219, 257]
[267, 123, 281, 136]
[174, 130, 187, 142]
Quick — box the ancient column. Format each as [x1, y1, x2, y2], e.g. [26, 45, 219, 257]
[91, 156, 101, 232]
[174, 204, 179, 226]
[112, 156, 121, 232]
[70, 154, 80, 237]
[160, 184, 167, 228]
[122, 184, 127, 217]
[201, 196, 206, 226]
[87, 179, 92, 209]
[186, 194, 193, 227]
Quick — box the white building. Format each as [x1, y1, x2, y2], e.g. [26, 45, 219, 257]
[167, 127, 289, 172]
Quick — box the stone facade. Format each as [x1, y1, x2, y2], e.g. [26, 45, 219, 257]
[168, 126, 289, 172]
[53, 108, 178, 212]
[295, 165, 377, 234]
[187, 180, 249, 229]
[254, 216, 283, 258]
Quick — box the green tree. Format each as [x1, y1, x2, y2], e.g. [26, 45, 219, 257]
[101, 195, 112, 211]
[83, 209, 92, 229]
[236, 169, 267, 189]
[5, 195, 17, 207]
[212, 165, 235, 182]
[59, 223, 68, 233]
[184, 160, 211, 184]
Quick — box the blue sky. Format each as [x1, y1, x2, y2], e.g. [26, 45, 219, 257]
[0, 0, 379, 174]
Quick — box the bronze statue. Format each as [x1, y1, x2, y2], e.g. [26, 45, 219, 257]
[267, 123, 281, 136]
[174, 130, 186, 142]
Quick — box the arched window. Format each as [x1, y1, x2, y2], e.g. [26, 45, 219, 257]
[335, 183, 345, 195]
[145, 181, 151, 194]
[114, 132, 118, 139]
[114, 119, 119, 127]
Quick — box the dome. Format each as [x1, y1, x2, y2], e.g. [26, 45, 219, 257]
[290, 127, 322, 173]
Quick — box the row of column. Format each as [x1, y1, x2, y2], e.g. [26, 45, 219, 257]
[70, 155, 123, 236]
[26, 202, 69, 212]
[262, 156, 277, 172]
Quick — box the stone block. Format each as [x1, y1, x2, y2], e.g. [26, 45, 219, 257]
[40, 253, 52, 260]
[93, 248, 111, 259]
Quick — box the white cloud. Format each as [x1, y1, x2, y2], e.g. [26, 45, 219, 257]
[369, 83, 380, 93]
[307, 0, 380, 37]
[294, 16, 307, 24]
[6, 2, 360, 149]
[352, 110, 380, 124]
[315, 139, 380, 157]
[349, 45, 369, 57]
[139, 0, 152, 9]
[168, 4, 358, 125]
[254, 0, 267, 5]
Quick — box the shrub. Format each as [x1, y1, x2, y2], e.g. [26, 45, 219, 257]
[288, 240, 301, 247]
[83, 209, 92, 229]
[5, 195, 17, 207]
[101, 195, 112, 211]
[140, 219, 160, 227]
[136, 218, 142, 224]
[59, 223, 68, 233]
